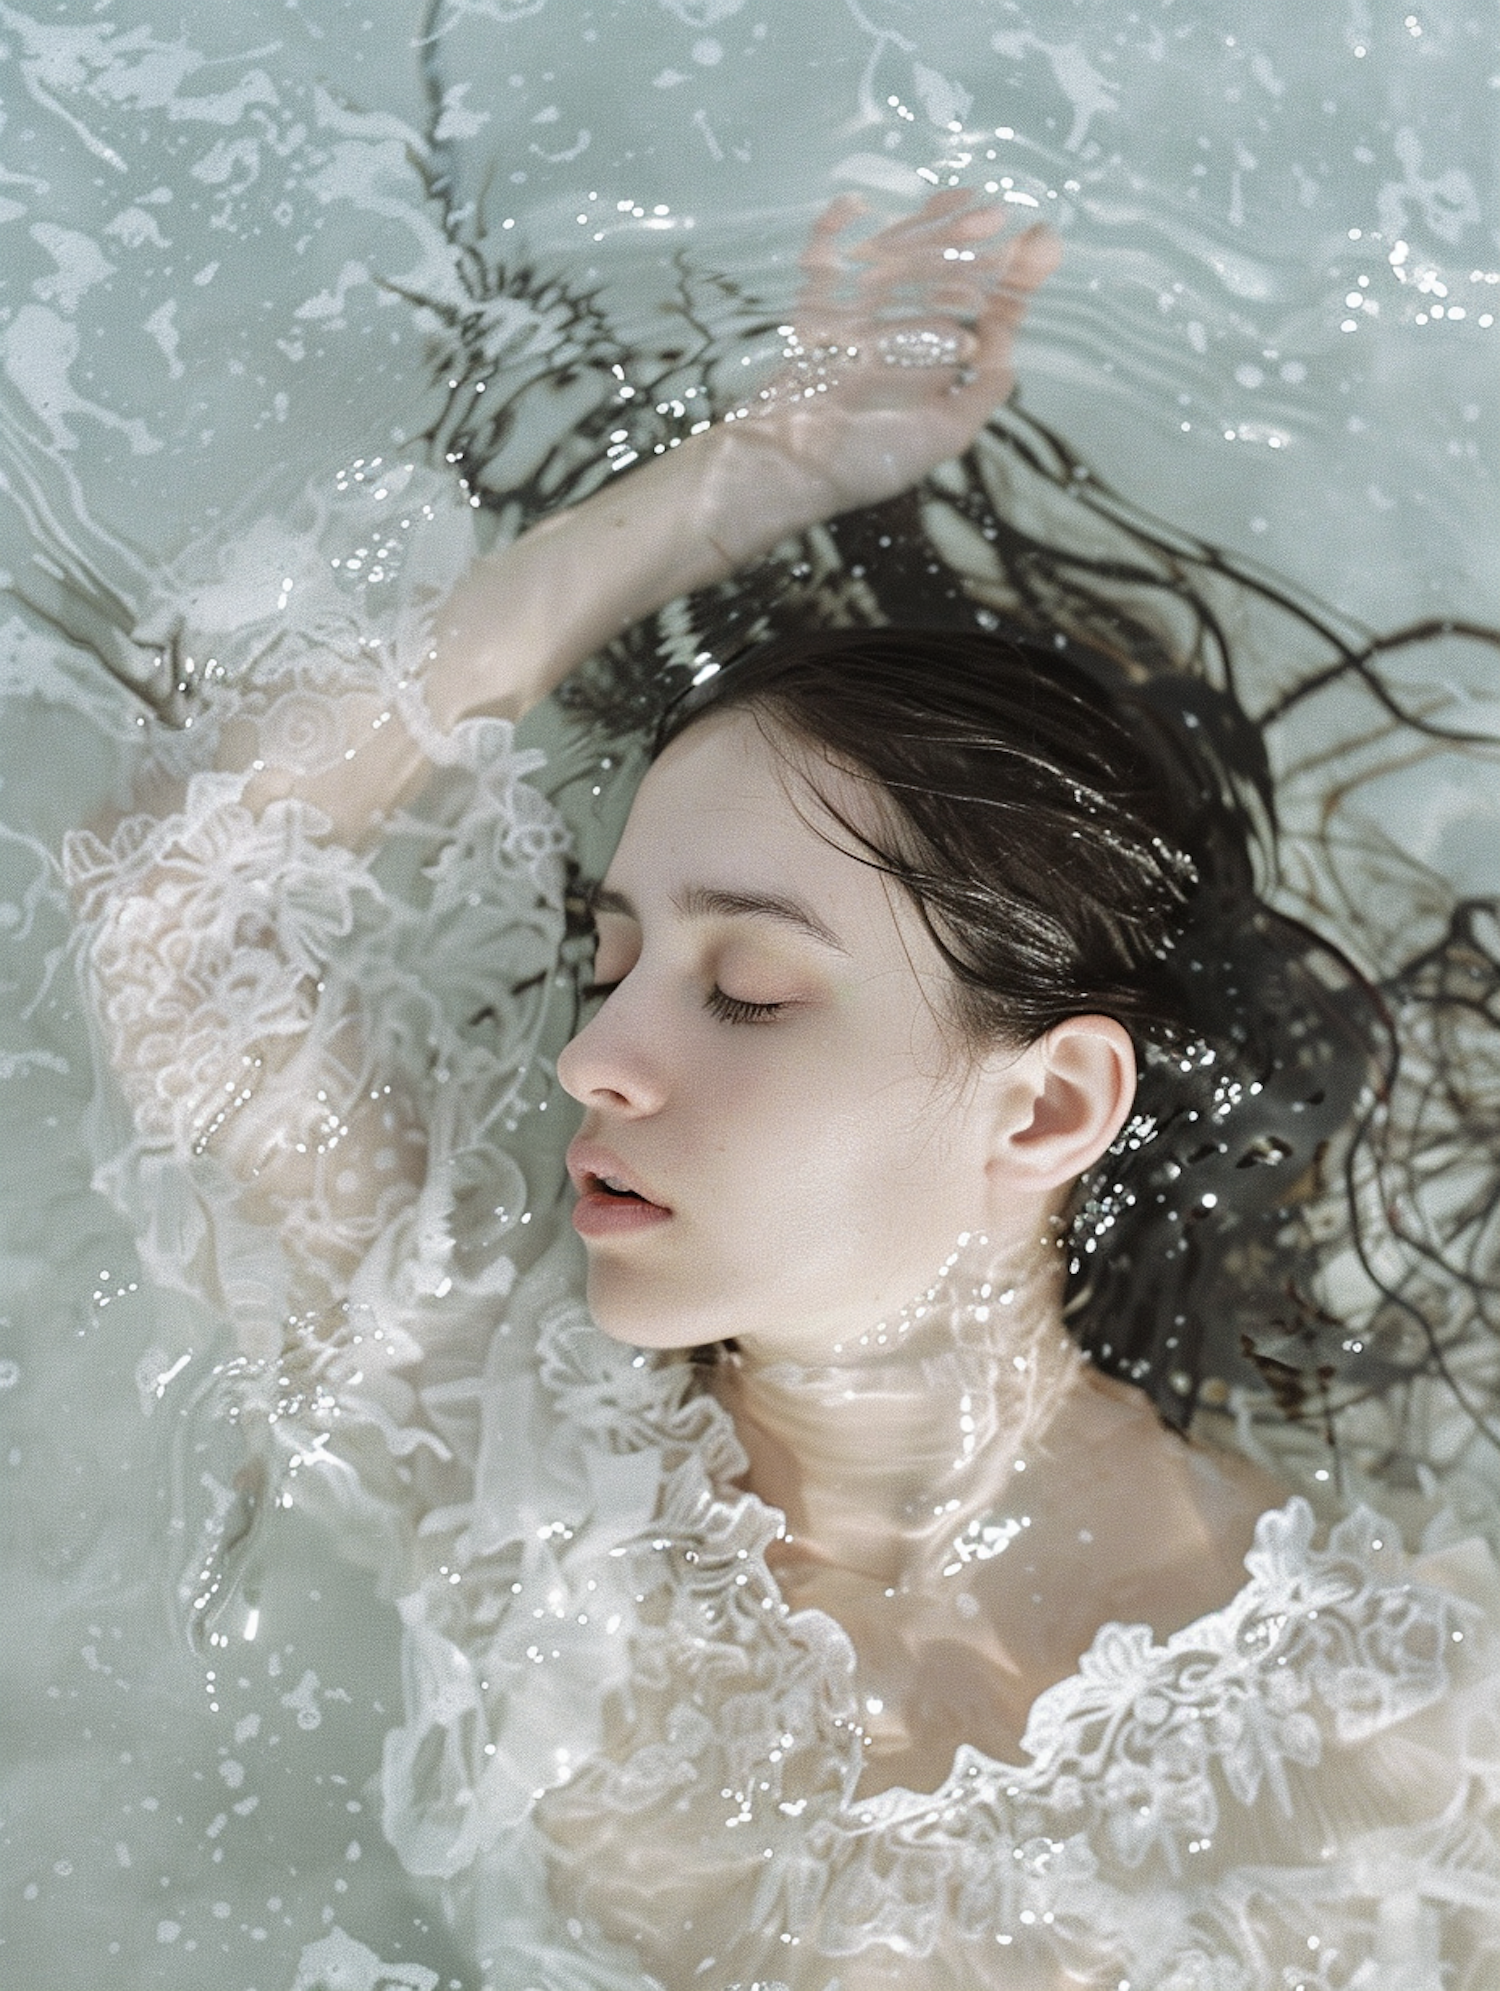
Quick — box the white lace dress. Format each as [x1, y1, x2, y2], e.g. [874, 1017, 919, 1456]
[67, 460, 1500, 1990]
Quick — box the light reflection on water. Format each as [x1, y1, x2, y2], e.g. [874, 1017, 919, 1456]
[0, 1, 1495, 1984]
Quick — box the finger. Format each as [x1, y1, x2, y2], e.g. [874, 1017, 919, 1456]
[802, 192, 868, 250]
[798, 193, 868, 275]
[923, 198, 1014, 246]
[852, 220, 1018, 308]
[845, 202, 980, 276]
[795, 194, 869, 314]
[865, 186, 983, 240]
[962, 228, 1061, 379]
[996, 222, 1063, 298]
[873, 224, 1059, 318]
[859, 209, 1016, 277]
[851, 190, 1009, 262]
[854, 263, 1013, 318]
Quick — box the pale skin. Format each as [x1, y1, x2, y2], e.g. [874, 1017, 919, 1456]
[115, 193, 1070, 1274]
[236, 193, 1064, 838]
[533, 698, 1284, 1991]
[88, 192, 1286, 1984]
[555, 705, 1284, 1800]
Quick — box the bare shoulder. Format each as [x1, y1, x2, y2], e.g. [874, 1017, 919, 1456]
[1029, 1366, 1294, 1646]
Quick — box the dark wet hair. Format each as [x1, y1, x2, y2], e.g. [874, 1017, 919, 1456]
[653, 624, 1384, 1430]
[409, 217, 1500, 1474]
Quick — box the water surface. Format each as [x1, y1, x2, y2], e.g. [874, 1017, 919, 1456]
[1, 3, 1495, 1984]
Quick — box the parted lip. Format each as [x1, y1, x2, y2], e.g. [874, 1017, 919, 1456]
[565, 1136, 672, 1211]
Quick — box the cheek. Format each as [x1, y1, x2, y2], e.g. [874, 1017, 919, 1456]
[701, 1039, 962, 1229]
[583, 1045, 973, 1346]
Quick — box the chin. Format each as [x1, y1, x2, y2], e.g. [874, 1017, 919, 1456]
[583, 1263, 727, 1353]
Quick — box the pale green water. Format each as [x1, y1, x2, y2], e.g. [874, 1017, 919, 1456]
[1, 2, 1496, 1985]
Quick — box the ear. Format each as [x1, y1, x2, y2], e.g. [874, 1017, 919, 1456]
[982, 1016, 1137, 1198]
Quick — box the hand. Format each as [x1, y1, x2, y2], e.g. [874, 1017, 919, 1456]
[731, 190, 1061, 516]
[423, 195, 1058, 723]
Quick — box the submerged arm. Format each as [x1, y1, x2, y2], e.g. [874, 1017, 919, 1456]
[254, 194, 1059, 843]
[429, 201, 1058, 723]
[72, 194, 1057, 1323]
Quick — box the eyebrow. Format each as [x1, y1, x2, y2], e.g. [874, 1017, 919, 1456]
[587, 881, 849, 954]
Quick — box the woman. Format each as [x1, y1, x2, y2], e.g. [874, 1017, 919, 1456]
[66, 194, 1500, 1986]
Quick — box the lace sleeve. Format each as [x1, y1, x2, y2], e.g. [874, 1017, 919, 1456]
[63, 460, 575, 1557]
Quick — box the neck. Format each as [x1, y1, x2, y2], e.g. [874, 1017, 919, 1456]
[709, 1229, 1084, 1587]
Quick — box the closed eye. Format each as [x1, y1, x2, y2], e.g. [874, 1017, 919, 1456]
[705, 986, 787, 1025]
[582, 976, 788, 1024]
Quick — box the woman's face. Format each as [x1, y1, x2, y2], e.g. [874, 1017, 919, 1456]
[556, 708, 1016, 1358]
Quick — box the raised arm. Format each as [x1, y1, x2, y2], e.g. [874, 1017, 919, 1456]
[253, 196, 1058, 845]
[427, 195, 1058, 725]
[69, 195, 1057, 1336]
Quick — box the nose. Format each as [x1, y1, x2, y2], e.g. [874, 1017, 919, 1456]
[556, 985, 668, 1116]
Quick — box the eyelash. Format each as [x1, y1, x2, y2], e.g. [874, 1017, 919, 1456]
[582, 979, 786, 1026]
[704, 986, 786, 1026]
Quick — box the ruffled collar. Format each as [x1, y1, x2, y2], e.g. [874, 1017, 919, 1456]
[531, 1288, 1485, 1829]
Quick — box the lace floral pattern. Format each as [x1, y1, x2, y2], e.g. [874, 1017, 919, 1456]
[62, 461, 576, 1605]
[65, 460, 1500, 1989]
[373, 1285, 1500, 1989]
